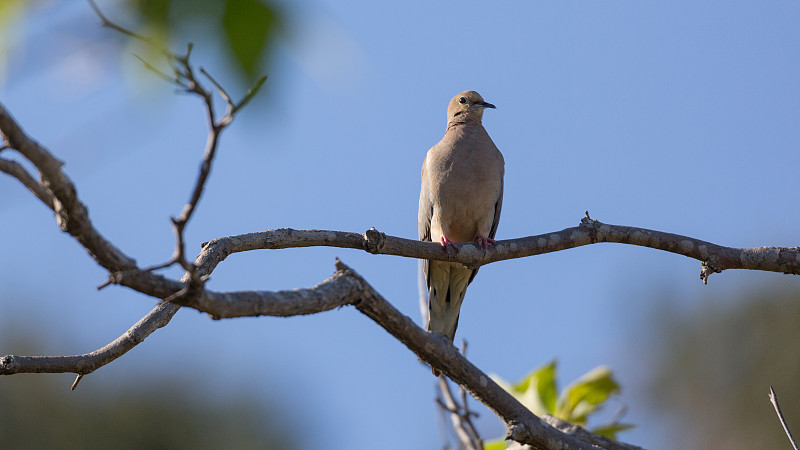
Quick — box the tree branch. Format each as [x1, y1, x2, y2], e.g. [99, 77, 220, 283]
[86, 1, 266, 278]
[769, 386, 799, 450]
[1, 302, 178, 379]
[438, 373, 483, 450]
[189, 219, 800, 288]
[2, 257, 632, 449]
[0, 104, 137, 273]
[344, 260, 596, 449]
[0, 156, 55, 210]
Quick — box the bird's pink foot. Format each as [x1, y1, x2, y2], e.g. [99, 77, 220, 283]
[439, 235, 459, 254]
[475, 236, 496, 251]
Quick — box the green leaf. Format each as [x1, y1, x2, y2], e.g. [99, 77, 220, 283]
[222, 0, 280, 80]
[492, 360, 558, 417]
[516, 360, 558, 416]
[555, 366, 620, 423]
[495, 363, 631, 441]
[483, 437, 508, 450]
[590, 422, 635, 440]
[122, 0, 283, 89]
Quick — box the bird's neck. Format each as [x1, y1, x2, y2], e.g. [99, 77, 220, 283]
[446, 119, 482, 132]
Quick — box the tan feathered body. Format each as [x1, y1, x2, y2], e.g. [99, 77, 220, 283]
[418, 91, 504, 343]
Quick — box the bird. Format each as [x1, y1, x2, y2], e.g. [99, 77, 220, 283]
[418, 90, 504, 363]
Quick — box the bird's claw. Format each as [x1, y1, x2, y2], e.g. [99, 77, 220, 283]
[475, 236, 495, 251]
[440, 235, 459, 254]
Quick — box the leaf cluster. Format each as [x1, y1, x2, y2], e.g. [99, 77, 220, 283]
[486, 361, 633, 449]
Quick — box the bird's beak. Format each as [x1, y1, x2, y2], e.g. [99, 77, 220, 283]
[477, 101, 496, 109]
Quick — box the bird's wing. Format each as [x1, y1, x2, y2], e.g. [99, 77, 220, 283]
[468, 177, 503, 285]
[418, 155, 434, 289]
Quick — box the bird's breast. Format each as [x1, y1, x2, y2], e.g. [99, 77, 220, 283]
[427, 146, 503, 242]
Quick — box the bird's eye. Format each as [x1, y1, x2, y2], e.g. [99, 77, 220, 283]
[458, 96, 467, 104]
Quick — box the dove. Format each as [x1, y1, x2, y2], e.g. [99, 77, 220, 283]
[418, 90, 504, 354]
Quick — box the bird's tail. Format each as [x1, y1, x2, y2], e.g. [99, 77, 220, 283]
[426, 261, 471, 343]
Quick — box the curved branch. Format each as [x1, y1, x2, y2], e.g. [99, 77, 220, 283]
[1, 302, 178, 377]
[0, 156, 55, 210]
[67, 218, 800, 319]
[194, 218, 800, 285]
[37, 216, 794, 385]
[0, 104, 137, 272]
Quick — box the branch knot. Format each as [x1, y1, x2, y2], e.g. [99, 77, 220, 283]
[506, 421, 531, 443]
[363, 227, 386, 254]
[579, 211, 600, 243]
[700, 258, 723, 284]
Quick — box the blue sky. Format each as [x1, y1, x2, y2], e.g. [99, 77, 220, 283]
[2, 1, 800, 448]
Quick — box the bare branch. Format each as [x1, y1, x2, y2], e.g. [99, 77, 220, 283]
[199, 67, 233, 116]
[344, 260, 599, 449]
[85, 222, 797, 321]
[84, 2, 265, 284]
[83, 222, 800, 330]
[0, 104, 137, 272]
[195, 224, 800, 283]
[71, 374, 84, 390]
[1, 302, 179, 376]
[87, 3, 211, 278]
[0, 245, 357, 379]
[536, 416, 643, 450]
[0, 157, 55, 210]
[88, 0, 164, 51]
[232, 75, 267, 116]
[438, 376, 482, 450]
[770, 386, 799, 450]
[1, 256, 643, 449]
[133, 53, 180, 85]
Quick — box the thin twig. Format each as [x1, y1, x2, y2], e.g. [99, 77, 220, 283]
[770, 386, 799, 450]
[133, 53, 180, 85]
[71, 374, 84, 390]
[232, 75, 267, 116]
[87, 0, 264, 283]
[1, 302, 180, 380]
[438, 375, 482, 450]
[88, 0, 164, 52]
[140, 258, 179, 274]
[159, 286, 189, 305]
[199, 67, 233, 111]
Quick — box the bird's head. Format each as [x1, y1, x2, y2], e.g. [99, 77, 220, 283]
[446, 90, 495, 126]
